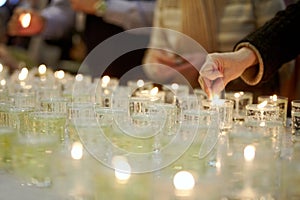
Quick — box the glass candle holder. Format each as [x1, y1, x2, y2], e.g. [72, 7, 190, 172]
[258, 95, 288, 126]
[202, 99, 234, 132]
[291, 100, 300, 136]
[225, 91, 253, 121]
[245, 103, 280, 126]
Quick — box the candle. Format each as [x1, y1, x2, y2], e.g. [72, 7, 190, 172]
[71, 141, 83, 160]
[244, 145, 256, 162]
[173, 170, 195, 197]
[258, 95, 288, 126]
[245, 101, 279, 126]
[19, 12, 31, 28]
[112, 156, 131, 184]
[38, 64, 47, 76]
[101, 75, 110, 88]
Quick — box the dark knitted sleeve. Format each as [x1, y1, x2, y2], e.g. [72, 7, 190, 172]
[235, 1, 300, 83]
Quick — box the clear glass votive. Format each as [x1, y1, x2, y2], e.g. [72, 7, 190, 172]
[95, 104, 114, 127]
[225, 91, 253, 121]
[0, 127, 17, 172]
[291, 100, 300, 136]
[128, 96, 160, 127]
[9, 92, 36, 109]
[245, 103, 280, 126]
[193, 88, 208, 107]
[202, 99, 234, 132]
[40, 97, 69, 113]
[258, 95, 288, 126]
[28, 111, 67, 142]
[12, 133, 59, 187]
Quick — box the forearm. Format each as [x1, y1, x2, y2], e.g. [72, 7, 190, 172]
[234, 1, 300, 85]
[40, 0, 75, 39]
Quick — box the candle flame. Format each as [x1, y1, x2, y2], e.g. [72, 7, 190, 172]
[71, 141, 83, 160]
[173, 171, 195, 196]
[19, 12, 31, 28]
[0, 63, 3, 72]
[75, 74, 83, 82]
[244, 145, 256, 162]
[112, 156, 131, 183]
[38, 64, 47, 75]
[101, 75, 110, 87]
[0, 79, 6, 86]
[257, 100, 268, 109]
[55, 70, 65, 80]
[150, 87, 158, 96]
[271, 94, 278, 101]
[18, 67, 28, 81]
[234, 91, 244, 98]
[136, 79, 144, 88]
[171, 83, 179, 90]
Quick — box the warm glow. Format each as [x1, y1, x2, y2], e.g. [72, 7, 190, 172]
[0, 79, 6, 86]
[136, 79, 144, 88]
[18, 67, 28, 81]
[150, 87, 158, 96]
[257, 100, 268, 109]
[0, 63, 3, 72]
[19, 12, 31, 28]
[212, 93, 221, 101]
[55, 70, 65, 80]
[173, 171, 195, 191]
[75, 74, 83, 82]
[271, 94, 278, 101]
[259, 121, 266, 127]
[171, 83, 179, 90]
[38, 64, 47, 75]
[71, 141, 83, 160]
[244, 145, 256, 162]
[234, 91, 244, 98]
[112, 156, 131, 183]
[101, 75, 110, 87]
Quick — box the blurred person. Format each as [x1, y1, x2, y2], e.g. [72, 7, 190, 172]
[143, 0, 286, 96]
[199, 1, 300, 98]
[8, 0, 155, 79]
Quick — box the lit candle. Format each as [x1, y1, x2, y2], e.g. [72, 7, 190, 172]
[71, 141, 83, 160]
[38, 64, 47, 76]
[136, 79, 145, 88]
[18, 67, 29, 87]
[0, 79, 6, 88]
[101, 75, 110, 88]
[173, 171, 195, 197]
[258, 94, 288, 126]
[112, 156, 131, 184]
[233, 92, 242, 119]
[244, 145, 256, 162]
[19, 12, 31, 28]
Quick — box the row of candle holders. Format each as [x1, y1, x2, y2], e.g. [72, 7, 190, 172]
[0, 63, 300, 196]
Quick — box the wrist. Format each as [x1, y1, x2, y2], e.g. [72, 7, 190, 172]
[237, 47, 258, 71]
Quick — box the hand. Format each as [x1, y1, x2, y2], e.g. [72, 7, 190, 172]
[69, 0, 98, 15]
[199, 48, 257, 98]
[8, 8, 45, 36]
[172, 52, 207, 88]
[143, 49, 184, 82]
[144, 49, 206, 87]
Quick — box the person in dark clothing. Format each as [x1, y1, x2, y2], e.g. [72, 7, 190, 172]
[199, 1, 300, 98]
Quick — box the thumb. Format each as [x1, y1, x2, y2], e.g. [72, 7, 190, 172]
[199, 60, 223, 81]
